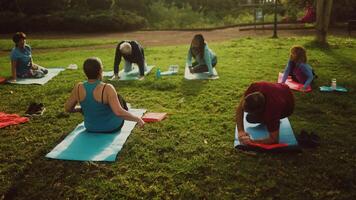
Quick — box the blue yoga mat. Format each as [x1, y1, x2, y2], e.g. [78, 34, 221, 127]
[184, 67, 219, 80]
[234, 113, 298, 149]
[103, 65, 154, 81]
[46, 108, 146, 162]
[319, 86, 348, 92]
[8, 68, 65, 85]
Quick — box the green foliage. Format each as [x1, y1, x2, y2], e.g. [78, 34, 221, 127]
[0, 9, 146, 33]
[0, 36, 356, 199]
[147, 1, 213, 29]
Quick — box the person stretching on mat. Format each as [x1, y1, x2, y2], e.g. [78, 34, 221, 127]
[186, 34, 217, 76]
[281, 45, 315, 91]
[9, 32, 48, 82]
[65, 57, 145, 132]
[236, 82, 295, 144]
[111, 40, 147, 81]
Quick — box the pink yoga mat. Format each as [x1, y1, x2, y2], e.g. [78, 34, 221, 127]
[278, 72, 312, 92]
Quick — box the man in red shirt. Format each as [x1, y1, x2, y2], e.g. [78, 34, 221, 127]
[236, 82, 295, 144]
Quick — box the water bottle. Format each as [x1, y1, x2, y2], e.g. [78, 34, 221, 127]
[331, 78, 337, 90]
[156, 68, 161, 79]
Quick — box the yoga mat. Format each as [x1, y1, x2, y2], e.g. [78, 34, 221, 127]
[161, 65, 179, 76]
[8, 68, 65, 85]
[103, 65, 154, 81]
[320, 86, 348, 92]
[184, 67, 219, 80]
[0, 112, 29, 128]
[278, 72, 311, 92]
[234, 113, 298, 151]
[142, 112, 167, 122]
[46, 108, 146, 162]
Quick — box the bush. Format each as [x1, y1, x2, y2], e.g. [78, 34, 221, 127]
[0, 10, 146, 33]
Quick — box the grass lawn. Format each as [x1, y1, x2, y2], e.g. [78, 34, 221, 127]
[0, 36, 356, 200]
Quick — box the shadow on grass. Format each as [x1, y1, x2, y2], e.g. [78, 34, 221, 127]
[179, 79, 207, 97]
[3, 135, 107, 199]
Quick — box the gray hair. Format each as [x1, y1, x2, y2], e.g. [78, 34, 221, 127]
[119, 42, 132, 55]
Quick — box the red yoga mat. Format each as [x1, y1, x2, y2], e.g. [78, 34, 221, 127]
[278, 72, 312, 92]
[248, 142, 289, 150]
[0, 112, 29, 128]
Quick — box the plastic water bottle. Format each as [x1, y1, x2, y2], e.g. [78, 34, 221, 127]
[331, 78, 337, 90]
[156, 68, 161, 79]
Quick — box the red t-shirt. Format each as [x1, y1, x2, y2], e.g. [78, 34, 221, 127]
[244, 82, 294, 132]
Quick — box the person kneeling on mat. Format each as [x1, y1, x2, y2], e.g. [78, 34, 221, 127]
[186, 34, 217, 76]
[65, 57, 145, 133]
[111, 40, 147, 80]
[9, 32, 48, 82]
[281, 45, 316, 91]
[236, 82, 295, 144]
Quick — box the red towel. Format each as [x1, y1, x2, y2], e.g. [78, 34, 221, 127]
[0, 77, 6, 84]
[248, 143, 289, 150]
[142, 112, 167, 122]
[0, 112, 29, 128]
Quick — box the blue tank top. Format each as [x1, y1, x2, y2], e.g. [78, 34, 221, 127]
[80, 80, 124, 132]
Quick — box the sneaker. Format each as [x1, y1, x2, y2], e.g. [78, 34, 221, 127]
[297, 130, 319, 148]
[25, 103, 45, 116]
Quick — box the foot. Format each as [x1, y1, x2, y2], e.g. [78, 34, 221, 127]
[138, 76, 145, 81]
[110, 74, 119, 80]
[189, 66, 194, 73]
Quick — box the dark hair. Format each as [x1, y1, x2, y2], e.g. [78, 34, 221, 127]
[83, 57, 102, 79]
[243, 92, 265, 114]
[12, 32, 26, 45]
[190, 34, 205, 59]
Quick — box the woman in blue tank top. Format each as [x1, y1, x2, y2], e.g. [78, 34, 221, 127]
[65, 57, 145, 132]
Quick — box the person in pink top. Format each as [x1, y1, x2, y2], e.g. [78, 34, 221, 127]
[298, 1, 316, 23]
[236, 82, 295, 144]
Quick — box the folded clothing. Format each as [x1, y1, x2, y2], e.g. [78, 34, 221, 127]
[0, 112, 29, 128]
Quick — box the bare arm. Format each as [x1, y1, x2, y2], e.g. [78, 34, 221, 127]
[64, 83, 81, 113]
[107, 84, 145, 127]
[236, 98, 251, 144]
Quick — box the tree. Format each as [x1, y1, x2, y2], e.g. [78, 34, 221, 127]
[315, 0, 333, 45]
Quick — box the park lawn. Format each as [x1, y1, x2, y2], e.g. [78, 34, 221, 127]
[0, 36, 355, 200]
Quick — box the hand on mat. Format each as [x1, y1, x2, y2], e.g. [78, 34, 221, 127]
[8, 78, 16, 83]
[137, 118, 145, 128]
[238, 131, 252, 144]
[240, 135, 252, 145]
[110, 74, 120, 81]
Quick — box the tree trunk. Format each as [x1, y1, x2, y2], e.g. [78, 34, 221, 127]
[315, 0, 333, 44]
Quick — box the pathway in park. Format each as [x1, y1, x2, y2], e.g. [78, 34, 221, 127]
[0, 24, 352, 55]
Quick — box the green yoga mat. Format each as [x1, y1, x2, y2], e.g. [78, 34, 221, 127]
[184, 67, 219, 80]
[103, 65, 154, 81]
[46, 109, 146, 162]
[8, 68, 65, 85]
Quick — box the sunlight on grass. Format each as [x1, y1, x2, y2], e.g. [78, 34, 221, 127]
[0, 36, 355, 199]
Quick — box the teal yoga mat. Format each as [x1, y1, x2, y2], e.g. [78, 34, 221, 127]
[320, 86, 348, 92]
[8, 68, 65, 85]
[103, 65, 154, 81]
[234, 113, 298, 151]
[184, 67, 219, 80]
[46, 108, 146, 161]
